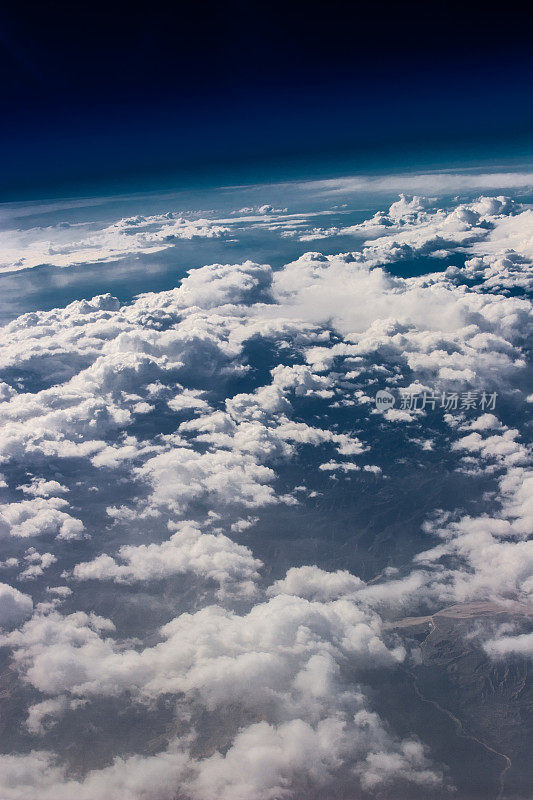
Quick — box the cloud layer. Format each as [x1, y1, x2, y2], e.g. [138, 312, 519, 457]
[0, 181, 531, 799]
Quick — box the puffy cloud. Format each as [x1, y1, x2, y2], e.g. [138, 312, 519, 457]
[71, 521, 261, 597]
[319, 460, 362, 472]
[483, 630, 533, 660]
[0, 582, 33, 627]
[268, 566, 364, 600]
[272, 254, 529, 393]
[46, 586, 72, 598]
[187, 716, 440, 800]
[1, 590, 405, 702]
[25, 696, 73, 735]
[0, 720, 440, 800]
[0, 583, 442, 797]
[18, 548, 57, 581]
[462, 413, 503, 431]
[0, 186, 532, 797]
[19, 479, 69, 498]
[452, 428, 529, 468]
[270, 364, 334, 398]
[0, 746, 191, 800]
[413, 422, 533, 604]
[473, 208, 533, 261]
[135, 446, 278, 514]
[0, 498, 85, 540]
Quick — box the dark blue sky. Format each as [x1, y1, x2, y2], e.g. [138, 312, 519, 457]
[1, 0, 532, 199]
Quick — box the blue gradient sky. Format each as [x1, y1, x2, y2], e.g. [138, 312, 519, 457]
[1, 0, 532, 199]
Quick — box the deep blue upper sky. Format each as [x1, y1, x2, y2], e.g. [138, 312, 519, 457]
[1, 0, 532, 199]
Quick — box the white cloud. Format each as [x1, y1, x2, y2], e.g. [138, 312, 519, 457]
[0, 746, 191, 800]
[484, 630, 533, 660]
[268, 566, 363, 600]
[0, 185, 532, 797]
[0, 214, 231, 274]
[0, 583, 442, 797]
[0, 498, 85, 540]
[18, 548, 57, 581]
[308, 170, 533, 195]
[71, 521, 261, 598]
[0, 582, 33, 627]
[19, 479, 69, 498]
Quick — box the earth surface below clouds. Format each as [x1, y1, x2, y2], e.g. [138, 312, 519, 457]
[0, 167, 532, 800]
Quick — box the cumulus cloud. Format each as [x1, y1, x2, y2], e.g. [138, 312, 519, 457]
[0, 721, 439, 800]
[0, 746, 191, 800]
[0, 582, 442, 798]
[0, 184, 532, 798]
[19, 479, 69, 497]
[268, 565, 364, 600]
[0, 582, 33, 627]
[413, 420, 533, 604]
[71, 521, 261, 597]
[0, 498, 85, 540]
[18, 548, 57, 580]
[483, 630, 533, 660]
[1, 590, 405, 701]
